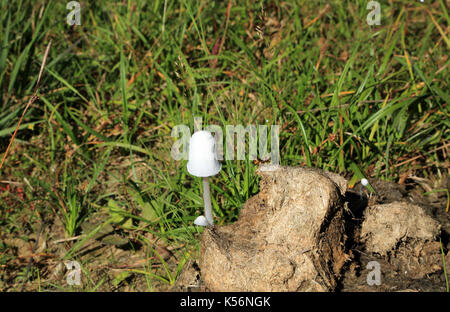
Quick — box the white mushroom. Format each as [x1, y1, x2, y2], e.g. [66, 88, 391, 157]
[187, 131, 221, 226]
[193, 215, 210, 227]
[360, 178, 369, 199]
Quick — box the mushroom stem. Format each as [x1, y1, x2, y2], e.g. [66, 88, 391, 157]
[202, 177, 214, 226]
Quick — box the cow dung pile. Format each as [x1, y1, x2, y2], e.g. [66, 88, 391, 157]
[360, 201, 442, 279]
[175, 165, 446, 292]
[200, 166, 350, 291]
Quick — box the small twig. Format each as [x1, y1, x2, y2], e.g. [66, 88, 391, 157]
[353, 248, 370, 256]
[210, 0, 232, 69]
[304, 4, 330, 28]
[0, 180, 23, 186]
[52, 235, 84, 244]
[108, 259, 162, 270]
[0, 40, 52, 172]
[299, 248, 312, 254]
[218, 0, 232, 55]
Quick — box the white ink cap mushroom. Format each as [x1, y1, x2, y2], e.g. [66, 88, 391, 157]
[193, 215, 210, 227]
[187, 131, 221, 177]
[187, 130, 221, 226]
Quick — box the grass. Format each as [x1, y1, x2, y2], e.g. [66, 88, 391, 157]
[441, 238, 449, 292]
[0, 0, 448, 291]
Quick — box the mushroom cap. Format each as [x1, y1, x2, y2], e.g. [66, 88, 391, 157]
[194, 215, 210, 226]
[187, 131, 221, 177]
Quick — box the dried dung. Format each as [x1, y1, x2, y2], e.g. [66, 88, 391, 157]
[361, 201, 441, 255]
[199, 166, 349, 291]
[360, 201, 442, 279]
